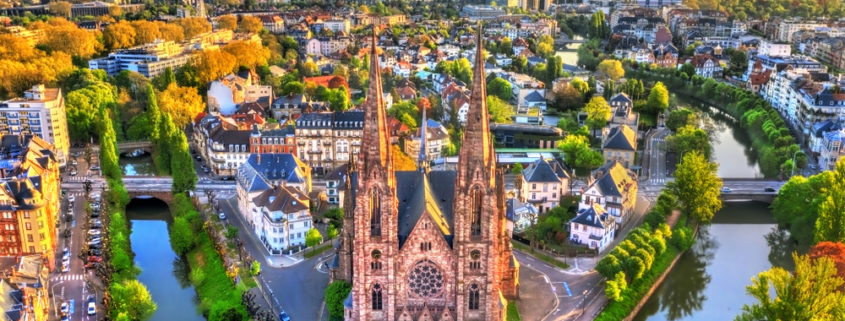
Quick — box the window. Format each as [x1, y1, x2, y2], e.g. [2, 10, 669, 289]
[37, 221, 43, 229]
[531, 184, 536, 189]
[420, 242, 432, 251]
[39, 233, 44, 239]
[29, 246, 34, 253]
[27, 234, 33, 242]
[531, 193, 536, 200]
[371, 250, 382, 270]
[23, 212, 29, 219]
[469, 283, 480, 310]
[470, 250, 481, 269]
[25, 223, 31, 230]
[372, 284, 383, 310]
[471, 186, 482, 236]
[370, 189, 382, 236]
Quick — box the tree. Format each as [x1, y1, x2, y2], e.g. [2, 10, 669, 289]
[734, 253, 845, 321]
[282, 81, 305, 95]
[239, 16, 264, 34]
[250, 261, 261, 276]
[222, 41, 270, 71]
[103, 21, 137, 50]
[325, 281, 352, 318]
[392, 145, 418, 171]
[173, 17, 211, 39]
[130, 20, 161, 46]
[669, 151, 722, 226]
[327, 224, 338, 240]
[487, 77, 513, 101]
[157, 84, 205, 129]
[665, 108, 699, 132]
[157, 22, 185, 43]
[217, 15, 238, 31]
[597, 60, 624, 80]
[110, 280, 157, 321]
[189, 50, 237, 87]
[809, 242, 845, 291]
[500, 37, 513, 55]
[557, 135, 603, 169]
[486, 96, 514, 123]
[169, 216, 195, 256]
[550, 83, 583, 112]
[584, 96, 611, 137]
[814, 160, 845, 243]
[679, 63, 696, 78]
[305, 228, 322, 252]
[666, 125, 712, 161]
[646, 81, 670, 114]
[48, 1, 71, 18]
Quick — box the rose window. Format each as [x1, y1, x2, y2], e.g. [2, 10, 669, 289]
[408, 260, 444, 298]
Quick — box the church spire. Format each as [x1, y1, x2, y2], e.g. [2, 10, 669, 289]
[418, 103, 428, 173]
[361, 27, 393, 176]
[456, 23, 495, 188]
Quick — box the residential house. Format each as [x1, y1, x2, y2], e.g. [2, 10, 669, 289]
[250, 185, 312, 253]
[405, 119, 449, 162]
[505, 198, 538, 237]
[193, 114, 252, 176]
[568, 203, 616, 252]
[820, 127, 845, 171]
[578, 161, 638, 228]
[602, 124, 637, 169]
[258, 15, 285, 33]
[608, 93, 639, 128]
[393, 61, 412, 78]
[520, 159, 570, 213]
[679, 54, 723, 78]
[323, 164, 348, 206]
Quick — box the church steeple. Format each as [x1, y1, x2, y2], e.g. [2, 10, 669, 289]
[455, 23, 495, 189]
[418, 103, 428, 173]
[361, 27, 393, 177]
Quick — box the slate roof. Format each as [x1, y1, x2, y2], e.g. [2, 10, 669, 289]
[813, 120, 842, 138]
[506, 198, 537, 221]
[590, 160, 636, 197]
[522, 159, 569, 183]
[602, 124, 636, 151]
[238, 153, 308, 193]
[252, 185, 309, 213]
[570, 203, 611, 228]
[610, 93, 633, 105]
[523, 91, 545, 103]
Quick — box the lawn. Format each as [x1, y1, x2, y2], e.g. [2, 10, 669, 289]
[511, 241, 569, 269]
[507, 300, 521, 321]
[304, 243, 333, 259]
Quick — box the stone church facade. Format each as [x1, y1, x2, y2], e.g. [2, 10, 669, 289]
[329, 28, 520, 321]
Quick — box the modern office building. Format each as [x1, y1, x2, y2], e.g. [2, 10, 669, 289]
[0, 85, 70, 166]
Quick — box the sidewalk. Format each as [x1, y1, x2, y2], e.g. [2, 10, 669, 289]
[222, 196, 331, 268]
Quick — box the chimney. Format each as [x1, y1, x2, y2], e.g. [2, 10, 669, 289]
[257, 154, 261, 164]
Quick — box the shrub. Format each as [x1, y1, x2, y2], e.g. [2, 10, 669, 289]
[326, 281, 352, 318]
[250, 261, 260, 276]
[671, 227, 695, 251]
[170, 216, 196, 255]
[226, 226, 239, 240]
[644, 211, 666, 227]
[190, 268, 206, 287]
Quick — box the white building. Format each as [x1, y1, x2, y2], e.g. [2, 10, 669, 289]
[323, 19, 351, 34]
[569, 203, 616, 252]
[0, 85, 70, 166]
[505, 198, 538, 237]
[250, 185, 312, 252]
[404, 119, 449, 162]
[578, 161, 638, 229]
[777, 20, 828, 43]
[88, 39, 189, 77]
[520, 158, 570, 213]
[206, 71, 272, 116]
[759, 40, 791, 57]
[323, 164, 348, 206]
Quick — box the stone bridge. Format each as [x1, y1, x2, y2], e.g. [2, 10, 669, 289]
[128, 190, 174, 203]
[91, 140, 152, 153]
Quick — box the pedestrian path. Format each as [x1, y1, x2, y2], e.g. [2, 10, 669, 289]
[64, 176, 94, 182]
[52, 274, 85, 282]
[648, 178, 666, 184]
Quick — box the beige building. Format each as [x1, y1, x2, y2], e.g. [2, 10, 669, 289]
[0, 137, 60, 270]
[601, 124, 637, 169]
[0, 85, 70, 167]
[579, 160, 638, 229]
[520, 159, 570, 213]
[293, 111, 363, 171]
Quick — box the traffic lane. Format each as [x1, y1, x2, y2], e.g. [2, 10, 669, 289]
[261, 255, 330, 321]
[511, 251, 604, 320]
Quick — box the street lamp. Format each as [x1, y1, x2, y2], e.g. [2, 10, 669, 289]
[792, 150, 803, 177]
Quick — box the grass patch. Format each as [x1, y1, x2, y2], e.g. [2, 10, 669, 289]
[511, 241, 570, 269]
[186, 232, 249, 318]
[304, 243, 333, 259]
[240, 271, 258, 288]
[507, 300, 521, 321]
[639, 112, 657, 127]
[594, 245, 682, 321]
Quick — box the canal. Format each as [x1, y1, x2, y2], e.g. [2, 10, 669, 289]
[127, 198, 203, 321]
[673, 94, 763, 178]
[119, 151, 158, 176]
[633, 201, 797, 321]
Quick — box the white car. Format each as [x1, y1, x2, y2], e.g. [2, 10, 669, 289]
[87, 239, 101, 245]
[61, 263, 70, 273]
[68, 196, 75, 203]
[63, 247, 70, 259]
[87, 296, 96, 315]
[87, 230, 101, 236]
[61, 302, 69, 315]
[720, 187, 732, 193]
[219, 213, 226, 220]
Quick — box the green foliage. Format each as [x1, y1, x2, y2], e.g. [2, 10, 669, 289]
[250, 261, 260, 276]
[66, 81, 117, 141]
[435, 58, 473, 84]
[588, 11, 610, 39]
[225, 226, 239, 240]
[669, 151, 722, 225]
[511, 163, 524, 175]
[666, 125, 712, 161]
[327, 224, 338, 240]
[605, 279, 623, 301]
[306, 228, 322, 249]
[557, 134, 603, 170]
[325, 281, 352, 318]
[487, 77, 513, 101]
[584, 96, 611, 135]
[486, 96, 514, 123]
[671, 227, 695, 251]
[170, 216, 196, 256]
[646, 82, 669, 114]
[814, 160, 845, 244]
[109, 280, 157, 321]
[665, 108, 699, 132]
[734, 253, 845, 321]
[506, 300, 521, 321]
[324, 208, 344, 228]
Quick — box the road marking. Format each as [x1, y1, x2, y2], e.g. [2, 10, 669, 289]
[543, 276, 549, 283]
[524, 257, 535, 262]
[563, 282, 572, 296]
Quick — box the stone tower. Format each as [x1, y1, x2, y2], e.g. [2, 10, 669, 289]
[349, 29, 399, 321]
[451, 24, 513, 320]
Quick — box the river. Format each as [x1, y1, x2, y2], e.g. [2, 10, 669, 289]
[633, 201, 796, 321]
[120, 151, 158, 176]
[127, 199, 203, 321]
[673, 94, 763, 178]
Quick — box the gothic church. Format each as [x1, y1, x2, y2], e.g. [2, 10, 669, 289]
[330, 27, 520, 321]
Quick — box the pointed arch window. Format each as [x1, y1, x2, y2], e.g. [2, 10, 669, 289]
[370, 188, 382, 236]
[372, 284, 383, 310]
[468, 283, 480, 310]
[471, 186, 482, 236]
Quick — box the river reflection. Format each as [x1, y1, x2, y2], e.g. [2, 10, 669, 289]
[119, 152, 158, 176]
[634, 201, 796, 321]
[127, 198, 203, 321]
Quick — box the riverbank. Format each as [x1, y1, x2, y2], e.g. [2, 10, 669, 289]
[623, 63, 802, 178]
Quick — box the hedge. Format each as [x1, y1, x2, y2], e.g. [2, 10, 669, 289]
[594, 245, 681, 320]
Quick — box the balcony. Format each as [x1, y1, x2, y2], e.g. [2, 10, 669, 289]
[589, 234, 604, 241]
[308, 150, 323, 154]
[323, 141, 332, 146]
[297, 141, 306, 145]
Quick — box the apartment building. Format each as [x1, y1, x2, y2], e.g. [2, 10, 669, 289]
[193, 114, 253, 177]
[294, 111, 363, 171]
[207, 71, 273, 116]
[404, 119, 449, 163]
[250, 185, 312, 253]
[323, 19, 350, 34]
[0, 137, 59, 269]
[520, 159, 570, 213]
[776, 20, 828, 43]
[578, 161, 638, 229]
[602, 124, 637, 169]
[819, 128, 845, 171]
[0, 85, 70, 167]
[323, 164, 348, 206]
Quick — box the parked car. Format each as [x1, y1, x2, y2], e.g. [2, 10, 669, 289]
[70, 170, 77, 176]
[64, 229, 71, 238]
[219, 213, 226, 220]
[87, 296, 96, 315]
[84, 262, 100, 269]
[88, 243, 102, 249]
[61, 315, 69, 321]
[87, 230, 101, 236]
[61, 302, 69, 315]
[90, 212, 99, 218]
[88, 256, 102, 263]
[764, 187, 776, 192]
[90, 165, 100, 170]
[69, 196, 75, 203]
[61, 263, 70, 273]
[87, 239, 101, 245]
[88, 249, 102, 256]
[720, 187, 732, 193]
[63, 247, 70, 258]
